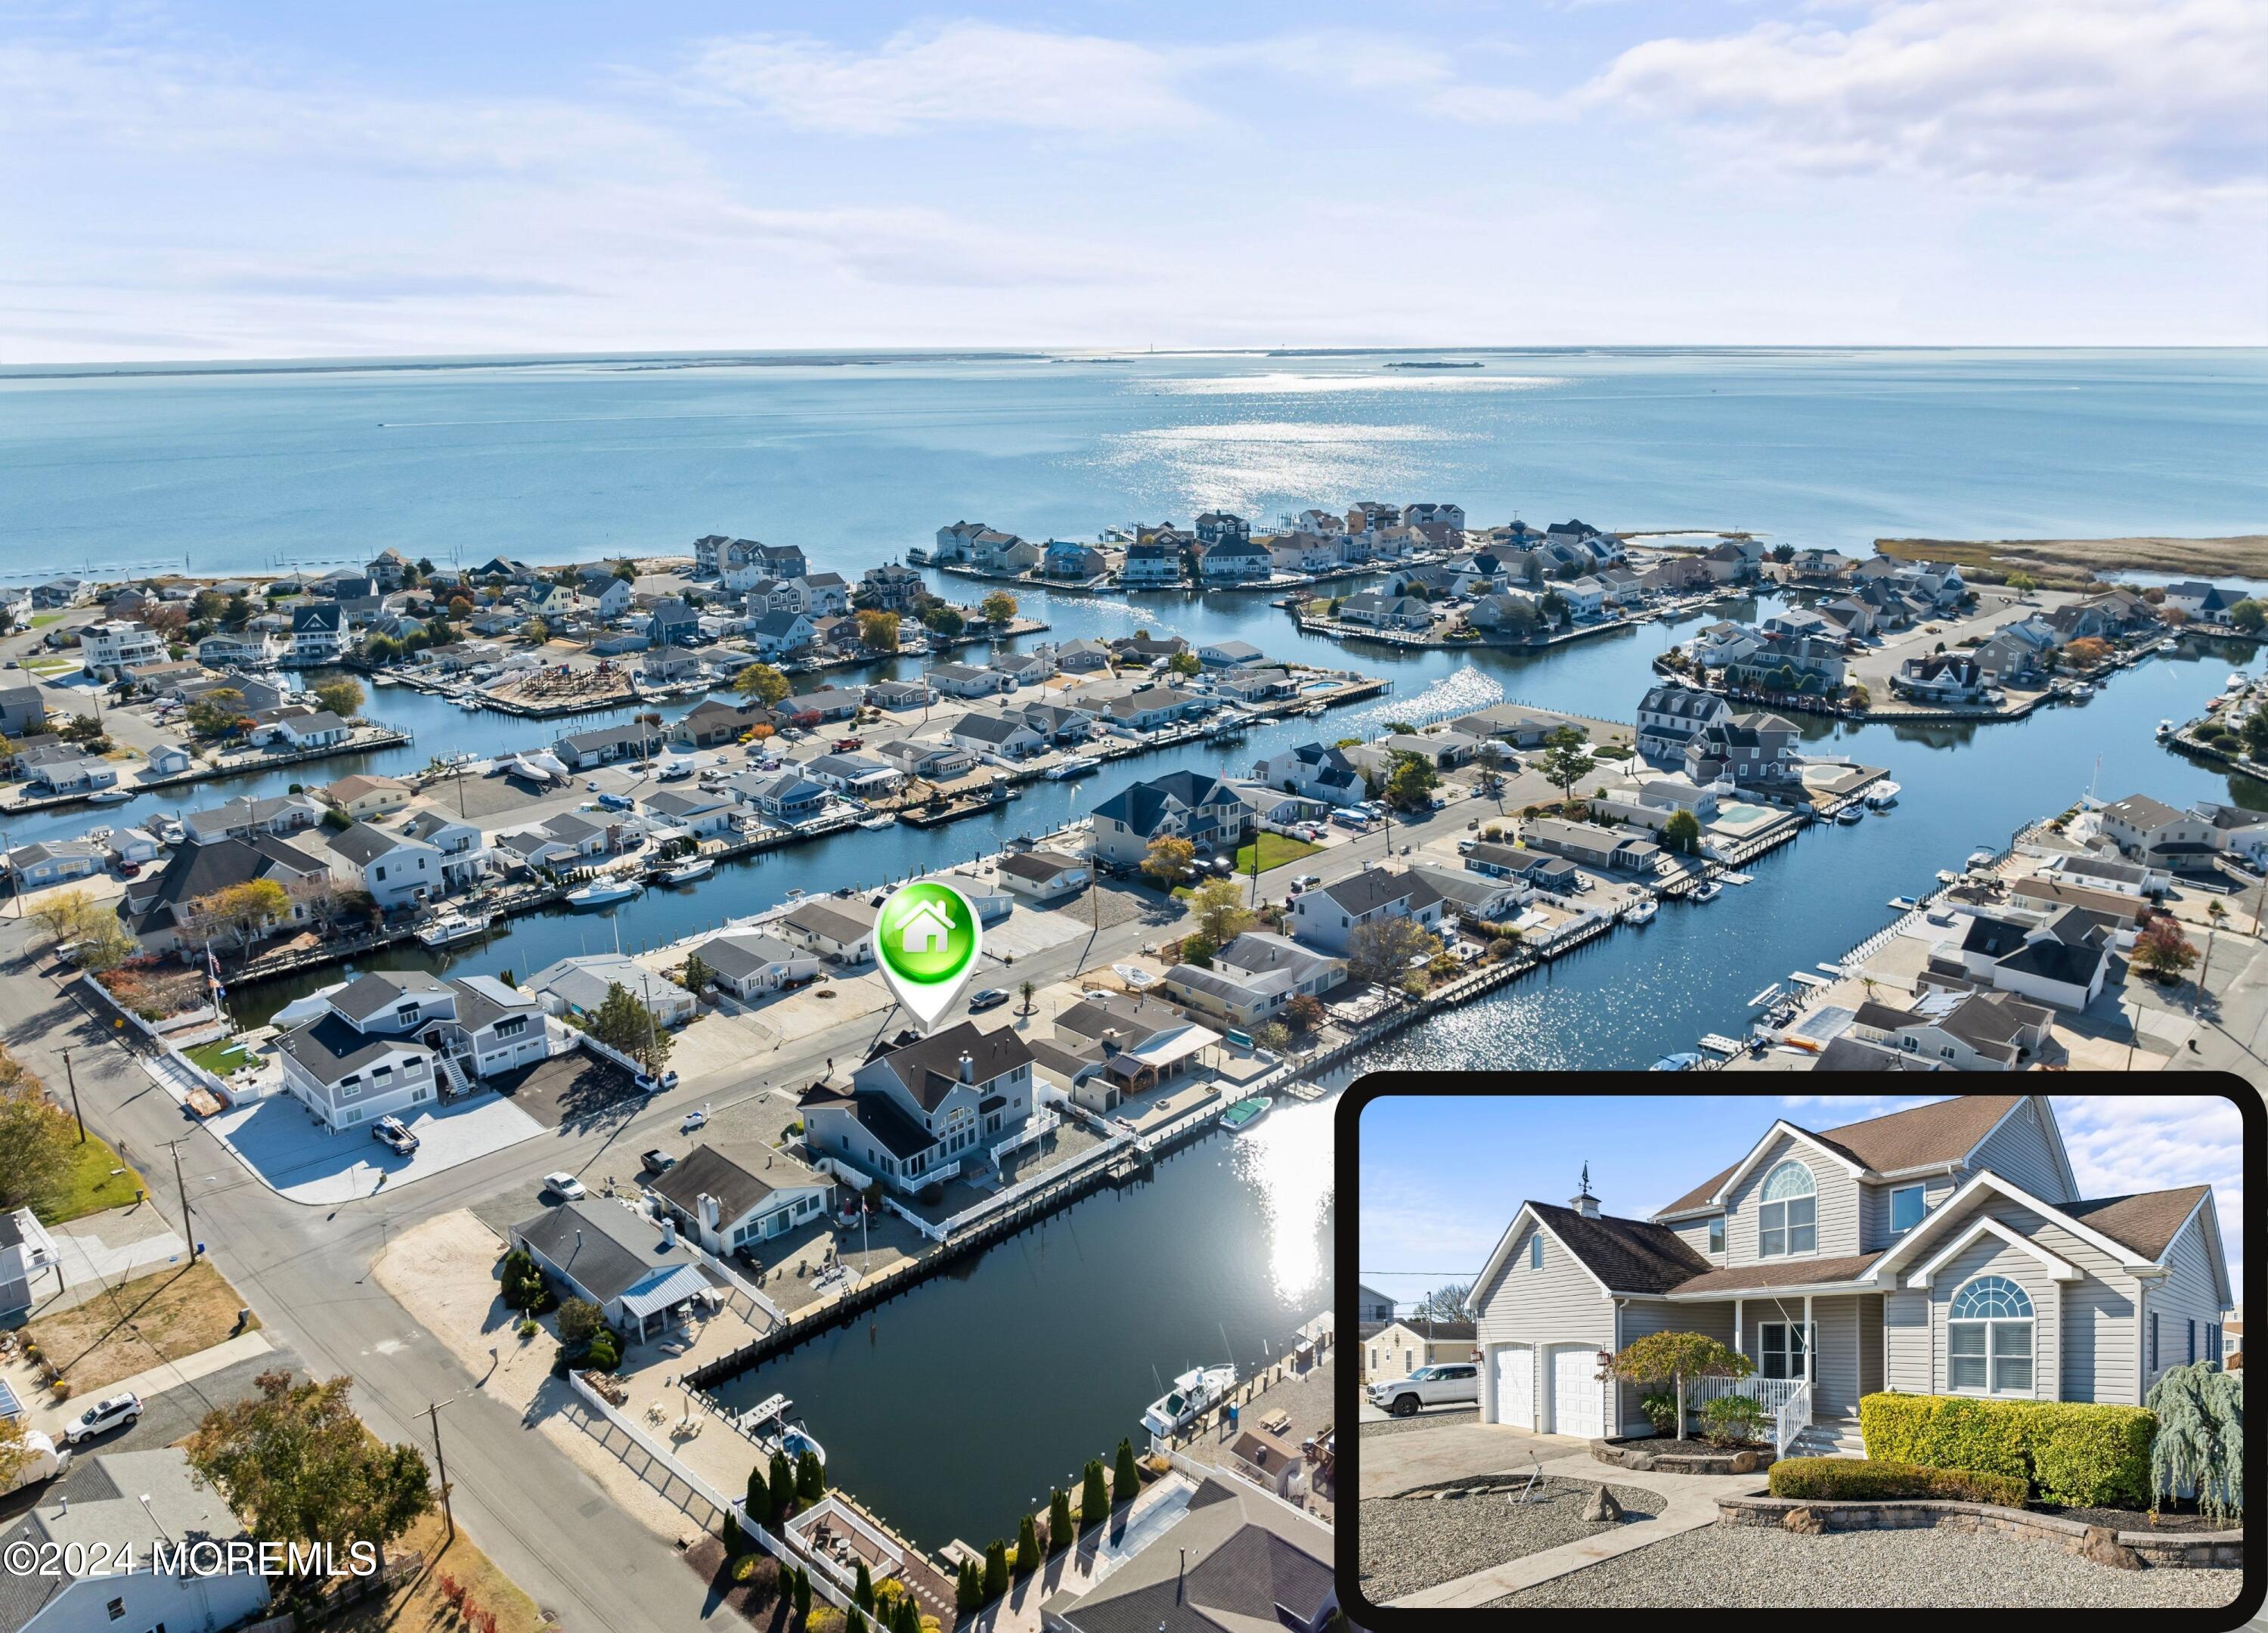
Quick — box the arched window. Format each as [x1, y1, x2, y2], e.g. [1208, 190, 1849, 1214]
[1949, 1275, 2034, 1393]
[1758, 1160, 1817, 1257]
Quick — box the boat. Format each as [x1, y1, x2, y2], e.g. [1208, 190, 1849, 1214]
[373, 672, 398, 686]
[565, 878, 642, 908]
[1836, 804, 1866, 825]
[2070, 682, 2096, 699]
[1621, 898, 1657, 925]
[1303, 704, 1328, 718]
[2229, 674, 2248, 692]
[1219, 1095, 1272, 1133]
[660, 857, 714, 886]
[85, 789, 132, 805]
[857, 813, 896, 829]
[739, 1393, 827, 1467]
[1140, 1363, 1238, 1439]
[1864, 780, 1901, 808]
[1966, 847, 1998, 870]
[1650, 1052, 1706, 1071]
[1044, 755, 1101, 780]
[1887, 894, 1920, 912]
[417, 911, 492, 949]
[1691, 880, 1722, 903]
[2158, 719, 2175, 737]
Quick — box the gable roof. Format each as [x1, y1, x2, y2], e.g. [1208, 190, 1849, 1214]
[2061, 1185, 2213, 1262]
[649, 1142, 829, 1225]
[1655, 1094, 2028, 1216]
[1474, 1199, 1711, 1305]
[866, 1020, 1033, 1111]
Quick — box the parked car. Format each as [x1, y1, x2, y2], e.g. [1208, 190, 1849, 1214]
[1288, 873, 1321, 892]
[542, 1171, 586, 1201]
[640, 1148, 677, 1175]
[967, 987, 1009, 1012]
[634, 1069, 680, 1094]
[1368, 1364, 1480, 1418]
[371, 1116, 419, 1156]
[680, 1108, 708, 1133]
[832, 736, 863, 751]
[62, 1392, 142, 1445]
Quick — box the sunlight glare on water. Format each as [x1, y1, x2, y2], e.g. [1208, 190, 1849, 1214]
[1228, 1093, 1336, 1306]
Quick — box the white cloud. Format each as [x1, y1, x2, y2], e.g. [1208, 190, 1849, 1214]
[2052, 1094, 2242, 1281]
[1577, 0, 2268, 204]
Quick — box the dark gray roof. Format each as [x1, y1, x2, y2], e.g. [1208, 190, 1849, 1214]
[867, 1020, 1033, 1111]
[330, 969, 451, 1023]
[327, 821, 407, 865]
[1318, 868, 1444, 916]
[1517, 1200, 1712, 1294]
[649, 1142, 829, 1223]
[278, 1011, 415, 1086]
[512, 1198, 705, 1304]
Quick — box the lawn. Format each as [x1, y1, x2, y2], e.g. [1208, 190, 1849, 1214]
[1232, 832, 1323, 873]
[26, 1259, 257, 1393]
[185, 1037, 253, 1077]
[28, 612, 63, 628]
[318, 1509, 548, 1633]
[43, 1133, 148, 1225]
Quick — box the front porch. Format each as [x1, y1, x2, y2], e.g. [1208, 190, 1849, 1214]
[1659, 1291, 1886, 1456]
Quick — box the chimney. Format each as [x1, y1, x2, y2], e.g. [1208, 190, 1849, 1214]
[699, 1194, 720, 1231]
[957, 1050, 973, 1083]
[1569, 1160, 1600, 1219]
[660, 1217, 678, 1250]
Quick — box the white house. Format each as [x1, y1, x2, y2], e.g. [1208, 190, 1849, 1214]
[647, 1142, 836, 1256]
[326, 821, 445, 911]
[278, 970, 546, 1129]
[694, 931, 821, 999]
[1289, 868, 1448, 956]
[800, 1021, 1037, 1196]
[77, 619, 165, 678]
[996, 848, 1091, 903]
[529, 953, 696, 1030]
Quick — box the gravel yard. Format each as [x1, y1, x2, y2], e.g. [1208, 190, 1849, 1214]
[1361, 1407, 1479, 1438]
[1360, 1477, 1665, 1602]
[1485, 1524, 2246, 1609]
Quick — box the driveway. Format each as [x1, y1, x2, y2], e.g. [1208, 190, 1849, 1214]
[207, 1089, 544, 1204]
[1358, 1415, 1585, 1498]
[489, 1049, 643, 1133]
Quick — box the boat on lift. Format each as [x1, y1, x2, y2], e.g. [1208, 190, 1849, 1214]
[1140, 1363, 1238, 1440]
[2229, 674, 2248, 692]
[1836, 804, 1866, 825]
[737, 1393, 826, 1467]
[659, 857, 714, 886]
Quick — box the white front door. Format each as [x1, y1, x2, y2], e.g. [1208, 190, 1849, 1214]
[1549, 1345, 1604, 1438]
[1493, 1345, 1533, 1429]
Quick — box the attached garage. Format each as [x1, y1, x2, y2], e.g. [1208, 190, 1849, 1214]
[1546, 1343, 1606, 1439]
[1489, 1343, 1533, 1429]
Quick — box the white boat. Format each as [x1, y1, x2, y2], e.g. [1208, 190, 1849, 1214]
[1887, 894, 1920, 911]
[1622, 898, 1658, 925]
[565, 878, 641, 908]
[2070, 682, 2096, 699]
[1140, 1363, 1237, 1439]
[1303, 704, 1327, 717]
[1864, 780, 1901, 808]
[660, 857, 714, 885]
[1836, 804, 1866, 825]
[1691, 881, 1722, 903]
[1966, 847, 1998, 870]
[738, 1393, 827, 1467]
[1650, 1052, 1706, 1071]
[85, 789, 132, 805]
[857, 813, 896, 829]
[417, 911, 492, 948]
[2158, 719, 2175, 737]
[2229, 674, 2248, 692]
[1044, 755, 1101, 780]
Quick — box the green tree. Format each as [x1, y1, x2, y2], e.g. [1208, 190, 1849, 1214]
[1167, 650, 1201, 678]
[982, 1539, 1009, 1601]
[682, 952, 712, 996]
[1609, 1331, 1753, 1440]
[1113, 1438, 1141, 1505]
[1188, 875, 1253, 946]
[735, 663, 792, 705]
[2230, 598, 2266, 634]
[1015, 1513, 1040, 1578]
[1662, 808, 1703, 856]
[1770, 543, 1796, 564]
[769, 1449, 795, 1521]
[1538, 726, 1594, 804]
[1047, 1486, 1073, 1554]
[184, 1369, 435, 1582]
[2006, 571, 2039, 592]
[921, 603, 965, 638]
[1346, 915, 1442, 990]
[1080, 1458, 1109, 1524]
[556, 1297, 603, 1346]
[979, 590, 1018, 624]
[745, 1460, 773, 1529]
[2146, 1359, 2243, 1520]
[587, 981, 672, 1074]
[856, 610, 900, 651]
[793, 1563, 813, 1627]
[184, 878, 293, 953]
[955, 1559, 983, 1613]
[795, 1447, 825, 1502]
[2242, 708, 2268, 760]
[0, 1054, 76, 1219]
[524, 616, 550, 645]
[500, 1249, 548, 1312]
[854, 1562, 874, 1612]
[1383, 748, 1439, 810]
[313, 677, 364, 719]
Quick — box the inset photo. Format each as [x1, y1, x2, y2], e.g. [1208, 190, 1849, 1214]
[1343, 1085, 2257, 1621]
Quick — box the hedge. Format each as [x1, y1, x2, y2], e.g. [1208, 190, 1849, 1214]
[1857, 1393, 2155, 1508]
[1768, 1456, 2028, 1508]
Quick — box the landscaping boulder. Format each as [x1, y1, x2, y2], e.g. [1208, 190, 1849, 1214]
[1783, 1507, 1827, 1535]
[2077, 1526, 2143, 1572]
[1582, 1485, 1622, 1523]
[1727, 1450, 1758, 1474]
[1623, 1452, 1656, 1473]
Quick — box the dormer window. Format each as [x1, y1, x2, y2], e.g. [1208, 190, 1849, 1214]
[1758, 1160, 1817, 1257]
[1889, 1184, 1928, 1235]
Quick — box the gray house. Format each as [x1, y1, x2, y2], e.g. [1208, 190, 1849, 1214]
[1466, 1094, 2231, 1458]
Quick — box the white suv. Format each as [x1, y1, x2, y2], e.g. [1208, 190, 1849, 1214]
[1368, 1363, 1479, 1418]
[63, 1392, 142, 1445]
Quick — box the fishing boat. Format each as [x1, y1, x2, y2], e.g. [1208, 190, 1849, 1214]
[1044, 755, 1101, 780]
[1691, 880, 1722, 903]
[1622, 898, 1657, 925]
[1140, 1363, 1237, 1440]
[738, 1393, 827, 1467]
[565, 878, 641, 909]
[2158, 719, 2175, 737]
[85, 789, 132, 805]
[1836, 804, 1866, 825]
[1303, 704, 1328, 717]
[660, 857, 714, 886]
[1219, 1095, 1272, 1133]
[1650, 1052, 1706, 1071]
[417, 910, 492, 949]
[1864, 780, 1901, 808]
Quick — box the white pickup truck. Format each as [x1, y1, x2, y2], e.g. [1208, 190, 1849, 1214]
[1368, 1362, 1481, 1418]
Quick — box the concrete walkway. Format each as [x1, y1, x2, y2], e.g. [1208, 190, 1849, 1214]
[1387, 1450, 1769, 1609]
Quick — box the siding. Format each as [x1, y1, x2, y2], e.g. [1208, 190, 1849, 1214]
[1616, 1298, 1733, 1435]
[1885, 1289, 1933, 1391]
[1858, 1295, 1885, 1399]
[1860, 1170, 1962, 1253]
[1724, 1130, 1862, 1266]
[1472, 1217, 1613, 1427]
[2143, 1208, 2228, 1397]
[1808, 1295, 1865, 1417]
[1967, 1097, 2071, 1201]
[1665, 1216, 1722, 1265]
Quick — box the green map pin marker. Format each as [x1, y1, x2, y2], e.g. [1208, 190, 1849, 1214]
[875, 880, 983, 1030]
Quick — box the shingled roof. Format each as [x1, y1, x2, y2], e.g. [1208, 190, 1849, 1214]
[1520, 1200, 1712, 1295]
[2061, 1185, 2211, 1261]
[1656, 1094, 2025, 1216]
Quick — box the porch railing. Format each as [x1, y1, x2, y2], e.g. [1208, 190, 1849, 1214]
[1688, 1375, 1805, 1416]
[1774, 1383, 1811, 1457]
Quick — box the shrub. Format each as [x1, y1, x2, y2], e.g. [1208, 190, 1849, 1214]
[1768, 1456, 2028, 1508]
[1857, 1393, 2155, 1508]
[734, 1555, 779, 1597]
[1638, 1393, 1679, 1436]
[2146, 1360, 2242, 1520]
[1699, 1393, 1769, 1448]
[584, 1329, 620, 1371]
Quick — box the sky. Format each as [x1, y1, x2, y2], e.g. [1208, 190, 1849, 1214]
[3, 0, 2263, 362]
[1357, 1091, 2245, 1315]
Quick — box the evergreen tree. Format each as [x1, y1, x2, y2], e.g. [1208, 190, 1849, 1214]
[1080, 1458, 1109, 1524]
[722, 1512, 744, 1555]
[849, 1610, 867, 1633]
[745, 1462, 773, 1529]
[797, 1447, 826, 1501]
[1112, 1439, 1141, 1506]
[854, 1561, 875, 1612]
[768, 1449, 795, 1520]
[955, 1558, 983, 1613]
[894, 1595, 919, 1633]
[982, 1539, 1009, 1602]
[1015, 1514, 1040, 1579]
[1047, 1486, 1073, 1554]
[793, 1565, 812, 1628]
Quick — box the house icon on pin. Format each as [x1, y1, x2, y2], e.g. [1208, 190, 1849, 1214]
[897, 897, 956, 955]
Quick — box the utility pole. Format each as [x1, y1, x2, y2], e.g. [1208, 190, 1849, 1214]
[60, 1048, 84, 1142]
[164, 1139, 195, 1257]
[426, 1400, 456, 1543]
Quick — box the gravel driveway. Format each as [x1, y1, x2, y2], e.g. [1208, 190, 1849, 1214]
[1485, 1525, 2245, 1609]
[1360, 1477, 1666, 1602]
[1360, 1407, 1479, 1438]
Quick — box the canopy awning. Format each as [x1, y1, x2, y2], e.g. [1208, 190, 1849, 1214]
[618, 1266, 713, 1322]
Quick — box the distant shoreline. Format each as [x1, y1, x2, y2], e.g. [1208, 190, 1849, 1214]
[1878, 534, 2268, 580]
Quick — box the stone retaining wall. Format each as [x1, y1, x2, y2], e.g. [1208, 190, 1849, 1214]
[1590, 1437, 1777, 1476]
[1716, 1495, 2242, 1569]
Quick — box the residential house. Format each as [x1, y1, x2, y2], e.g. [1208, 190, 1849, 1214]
[553, 722, 662, 770]
[866, 677, 936, 710]
[1336, 591, 1432, 631]
[647, 598, 700, 648]
[1520, 816, 1659, 874]
[530, 953, 695, 1030]
[194, 631, 277, 668]
[1408, 863, 1533, 922]
[776, 900, 873, 964]
[1193, 512, 1250, 545]
[645, 787, 737, 838]
[858, 563, 928, 612]
[318, 773, 414, 820]
[1920, 906, 2115, 1012]
[2162, 582, 2235, 624]
[1635, 683, 1733, 766]
[395, 808, 489, 891]
[287, 604, 344, 665]
[2195, 801, 2268, 869]
[800, 754, 900, 798]
[694, 931, 820, 999]
[1031, 991, 1218, 1111]
[2099, 794, 2219, 870]
[1846, 990, 2056, 1071]
[279, 970, 545, 1129]
[1367, 1318, 1480, 1383]
[1041, 540, 1111, 581]
[77, 619, 166, 679]
[117, 832, 326, 952]
[1466, 1095, 2232, 1443]
[1198, 639, 1265, 668]
[1195, 536, 1272, 583]
[801, 1021, 1036, 1195]
[4, 841, 104, 891]
[494, 811, 612, 872]
[1055, 638, 1114, 674]
[507, 1199, 718, 1344]
[1895, 653, 1994, 705]
[928, 663, 1009, 699]
[988, 648, 1056, 687]
[1090, 770, 1253, 869]
[996, 848, 1091, 903]
[1018, 700, 1095, 743]
[325, 822, 445, 911]
[257, 708, 350, 749]
[672, 699, 776, 748]
[184, 792, 322, 844]
[1119, 542, 1181, 587]
[1161, 930, 1343, 1029]
[874, 738, 974, 781]
[1036, 1476, 1337, 1633]
[1253, 742, 1365, 807]
[730, 770, 832, 826]
[20, 751, 116, 797]
[948, 710, 1048, 763]
[1290, 867, 1447, 956]
[648, 1143, 835, 1257]
[1685, 712, 1802, 789]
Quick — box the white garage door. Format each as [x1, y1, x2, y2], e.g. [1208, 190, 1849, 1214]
[1493, 1346, 1533, 1429]
[1550, 1346, 1604, 1438]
